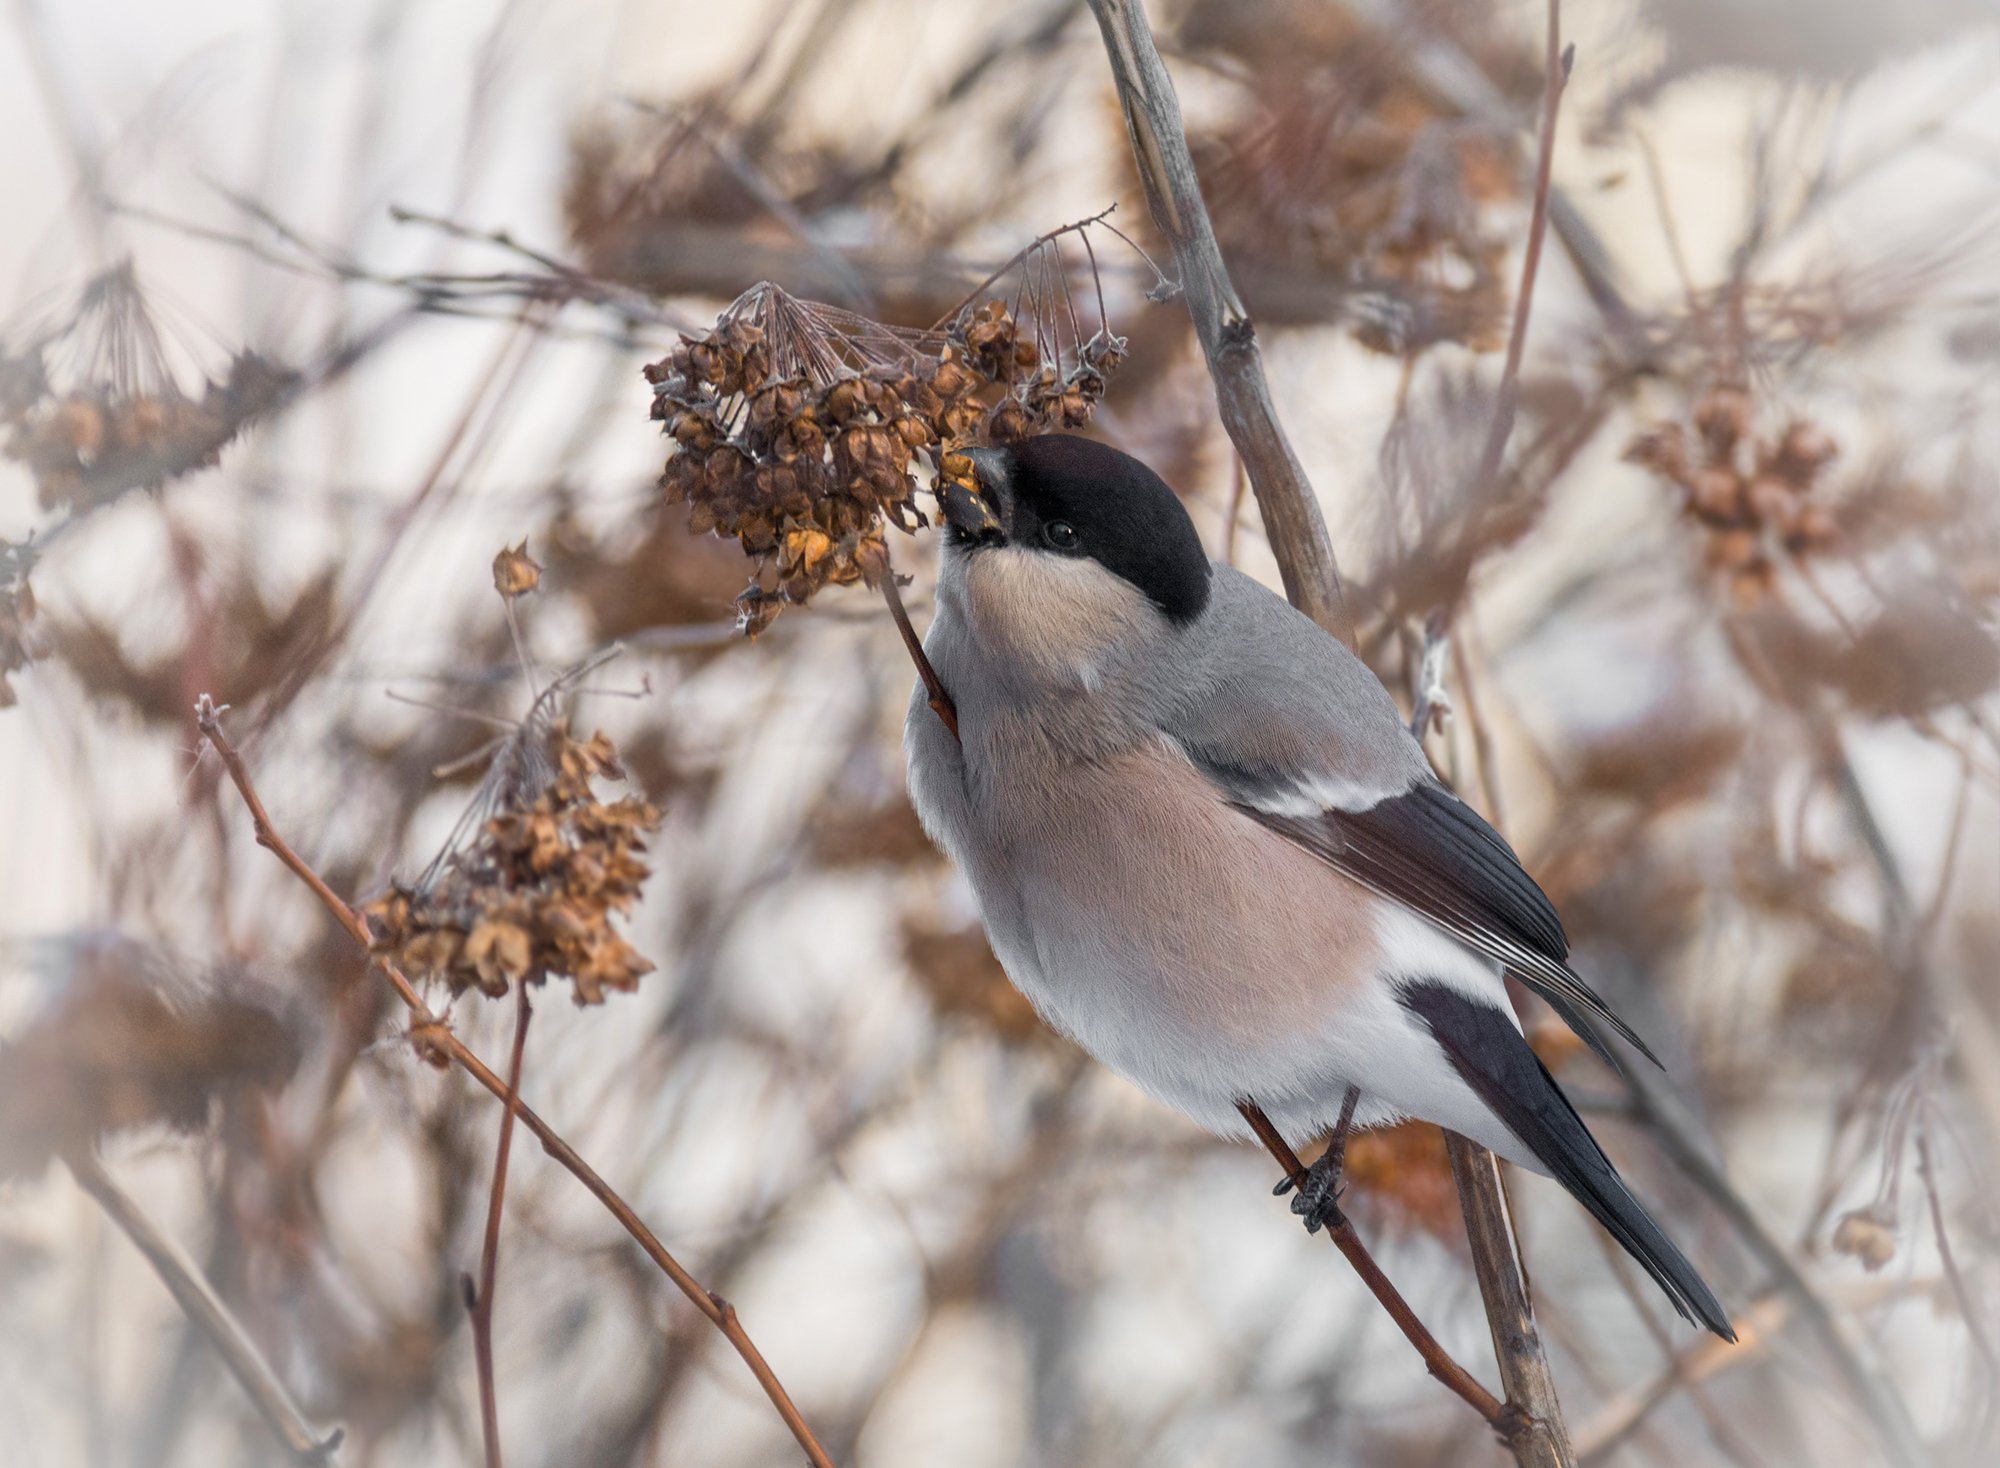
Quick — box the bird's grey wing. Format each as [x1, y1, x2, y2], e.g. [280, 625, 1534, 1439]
[1162, 567, 1657, 1071]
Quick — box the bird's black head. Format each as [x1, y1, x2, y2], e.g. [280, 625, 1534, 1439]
[942, 434, 1212, 623]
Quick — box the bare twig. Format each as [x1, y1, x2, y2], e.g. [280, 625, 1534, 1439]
[1914, 1118, 2000, 1389]
[1084, 0, 1351, 644]
[1235, 1102, 1515, 1435]
[67, 1151, 343, 1464]
[1573, 1292, 1784, 1463]
[467, 981, 533, 1468]
[1446, 1132, 1575, 1467]
[1465, 17, 1572, 530]
[1429, 17, 1580, 1464]
[880, 559, 958, 737]
[192, 696, 837, 1468]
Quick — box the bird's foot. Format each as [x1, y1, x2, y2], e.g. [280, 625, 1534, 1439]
[1287, 1144, 1347, 1235]
[1272, 1086, 1361, 1236]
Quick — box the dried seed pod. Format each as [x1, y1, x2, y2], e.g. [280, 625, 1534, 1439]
[492, 541, 543, 598]
[1630, 393, 1844, 605]
[643, 280, 1124, 633]
[364, 724, 662, 1006]
[1745, 474, 1802, 530]
[1832, 1207, 1897, 1271]
[1689, 466, 1746, 525]
[1772, 421, 1838, 484]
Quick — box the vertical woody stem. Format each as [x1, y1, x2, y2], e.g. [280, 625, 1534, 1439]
[1084, 0, 1352, 645]
[1084, 2, 1576, 1461]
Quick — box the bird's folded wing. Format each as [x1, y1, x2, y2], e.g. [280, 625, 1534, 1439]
[1234, 784, 1659, 1071]
[1160, 569, 1656, 1069]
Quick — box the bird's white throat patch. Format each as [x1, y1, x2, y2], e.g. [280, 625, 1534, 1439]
[954, 544, 1157, 695]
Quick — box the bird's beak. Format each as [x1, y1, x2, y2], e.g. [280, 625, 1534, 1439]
[940, 446, 1009, 545]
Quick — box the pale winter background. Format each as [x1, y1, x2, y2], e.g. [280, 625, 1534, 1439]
[1, 2, 1998, 1466]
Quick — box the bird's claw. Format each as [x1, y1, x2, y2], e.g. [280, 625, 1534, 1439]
[1289, 1142, 1348, 1234]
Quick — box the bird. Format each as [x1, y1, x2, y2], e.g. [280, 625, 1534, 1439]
[903, 432, 1735, 1340]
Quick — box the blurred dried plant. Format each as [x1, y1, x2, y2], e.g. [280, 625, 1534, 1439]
[0, 936, 299, 1182]
[1340, 1120, 1464, 1242]
[0, 261, 293, 513]
[900, 916, 1049, 1046]
[1179, 0, 1534, 353]
[1625, 383, 1841, 605]
[0, 542, 33, 707]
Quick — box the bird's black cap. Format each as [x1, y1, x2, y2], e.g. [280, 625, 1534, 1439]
[958, 434, 1211, 623]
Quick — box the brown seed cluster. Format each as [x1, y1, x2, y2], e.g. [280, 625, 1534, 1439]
[2, 348, 294, 512]
[644, 283, 1122, 635]
[365, 727, 661, 1006]
[1625, 385, 1841, 604]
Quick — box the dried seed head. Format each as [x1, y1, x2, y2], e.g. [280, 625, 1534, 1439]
[363, 724, 661, 1007]
[643, 278, 1124, 632]
[1, 266, 294, 511]
[492, 541, 544, 599]
[0, 937, 301, 1182]
[1628, 389, 1842, 606]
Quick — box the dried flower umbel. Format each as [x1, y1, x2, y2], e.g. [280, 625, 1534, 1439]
[366, 725, 660, 1006]
[1625, 384, 1841, 605]
[366, 551, 661, 1006]
[1, 262, 294, 512]
[644, 244, 1125, 634]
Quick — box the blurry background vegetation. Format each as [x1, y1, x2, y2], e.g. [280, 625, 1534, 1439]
[1, 1, 1998, 1465]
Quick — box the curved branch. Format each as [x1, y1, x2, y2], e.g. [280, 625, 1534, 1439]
[193, 696, 836, 1468]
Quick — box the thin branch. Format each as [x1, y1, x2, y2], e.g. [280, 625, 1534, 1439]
[1084, 0, 1351, 644]
[67, 1152, 343, 1464]
[192, 696, 837, 1468]
[879, 563, 958, 738]
[1465, 21, 1573, 534]
[1445, 1131, 1576, 1468]
[1915, 1116, 2000, 1388]
[1403, 6, 1579, 1463]
[1235, 1102, 1517, 1436]
[467, 981, 533, 1468]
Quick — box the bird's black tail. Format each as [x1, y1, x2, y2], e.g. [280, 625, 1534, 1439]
[1400, 981, 1736, 1341]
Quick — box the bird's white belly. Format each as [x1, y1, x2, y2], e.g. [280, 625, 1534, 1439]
[960, 741, 1537, 1162]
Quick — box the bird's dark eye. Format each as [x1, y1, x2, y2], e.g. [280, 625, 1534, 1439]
[1043, 520, 1079, 551]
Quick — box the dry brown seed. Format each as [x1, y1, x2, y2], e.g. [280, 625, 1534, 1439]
[1776, 421, 1837, 475]
[1791, 504, 1839, 547]
[1688, 467, 1743, 524]
[492, 541, 543, 598]
[55, 398, 106, 458]
[1832, 1208, 1897, 1270]
[1709, 528, 1762, 571]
